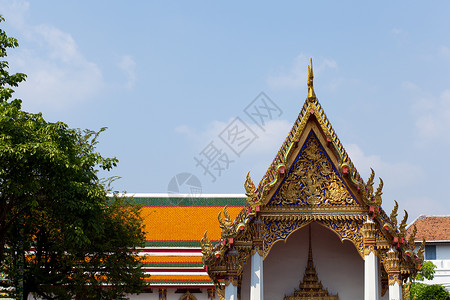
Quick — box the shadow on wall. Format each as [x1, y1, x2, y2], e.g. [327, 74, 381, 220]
[241, 222, 365, 300]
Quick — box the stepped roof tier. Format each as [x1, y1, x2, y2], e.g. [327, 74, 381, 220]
[128, 194, 246, 289]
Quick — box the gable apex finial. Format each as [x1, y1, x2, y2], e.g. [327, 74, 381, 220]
[307, 58, 316, 102]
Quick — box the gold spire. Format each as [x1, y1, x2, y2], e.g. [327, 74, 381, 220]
[284, 224, 339, 300]
[307, 58, 316, 101]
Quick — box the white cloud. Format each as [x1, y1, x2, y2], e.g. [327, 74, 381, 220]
[267, 54, 337, 89]
[414, 89, 450, 141]
[2, 0, 104, 111]
[345, 143, 422, 188]
[118, 55, 136, 89]
[176, 118, 292, 156]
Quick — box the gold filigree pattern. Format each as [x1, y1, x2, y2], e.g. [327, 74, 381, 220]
[319, 219, 365, 258]
[263, 219, 310, 258]
[270, 134, 355, 207]
[388, 274, 402, 286]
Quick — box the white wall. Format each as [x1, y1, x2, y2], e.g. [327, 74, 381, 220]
[241, 222, 365, 300]
[417, 242, 450, 291]
[437, 243, 450, 260]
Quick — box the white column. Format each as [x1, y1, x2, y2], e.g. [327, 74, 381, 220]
[225, 280, 238, 300]
[250, 251, 264, 300]
[365, 250, 379, 300]
[389, 281, 402, 300]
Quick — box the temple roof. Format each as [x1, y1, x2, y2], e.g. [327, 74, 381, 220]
[135, 194, 245, 246]
[201, 59, 423, 283]
[115, 194, 246, 288]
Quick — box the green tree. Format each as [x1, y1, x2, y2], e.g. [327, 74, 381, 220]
[407, 261, 450, 300]
[0, 16, 147, 299]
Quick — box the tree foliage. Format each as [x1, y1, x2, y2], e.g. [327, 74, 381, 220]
[0, 16, 147, 299]
[406, 261, 450, 300]
[409, 283, 450, 300]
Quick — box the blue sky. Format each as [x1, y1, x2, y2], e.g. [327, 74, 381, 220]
[2, 1, 450, 221]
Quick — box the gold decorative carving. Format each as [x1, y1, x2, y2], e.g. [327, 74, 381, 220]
[224, 276, 238, 287]
[408, 225, 417, 249]
[218, 206, 233, 238]
[364, 245, 375, 256]
[319, 219, 364, 258]
[385, 250, 403, 286]
[307, 58, 317, 101]
[390, 200, 398, 228]
[399, 210, 408, 235]
[388, 274, 402, 286]
[271, 135, 355, 207]
[386, 250, 400, 271]
[207, 288, 216, 299]
[263, 219, 310, 258]
[262, 218, 364, 259]
[360, 168, 383, 207]
[179, 291, 197, 300]
[362, 220, 378, 257]
[159, 288, 167, 300]
[217, 287, 225, 300]
[417, 238, 426, 261]
[284, 225, 339, 300]
[245, 172, 261, 208]
[201, 231, 213, 263]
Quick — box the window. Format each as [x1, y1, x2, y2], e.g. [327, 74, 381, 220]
[425, 245, 436, 260]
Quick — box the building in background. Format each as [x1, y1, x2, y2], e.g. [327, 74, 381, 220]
[130, 194, 246, 300]
[407, 215, 450, 291]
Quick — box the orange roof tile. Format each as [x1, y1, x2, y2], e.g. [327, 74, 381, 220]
[408, 215, 450, 241]
[141, 256, 202, 264]
[141, 205, 243, 242]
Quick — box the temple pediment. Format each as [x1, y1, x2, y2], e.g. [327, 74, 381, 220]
[268, 130, 359, 208]
[201, 59, 424, 300]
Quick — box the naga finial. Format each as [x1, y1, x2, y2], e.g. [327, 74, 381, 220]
[417, 238, 426, 260]
[408, 225, 417, 249]
[218, 206, 233, 231]
[390, 200, 399, 228]
[201, 231, 213, 260]
[399, 210, 408, 235]
[245, 172, 261, 207]
[307, 58, 316, 101]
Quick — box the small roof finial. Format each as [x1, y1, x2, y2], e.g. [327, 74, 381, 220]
[307, 58, 316, 101]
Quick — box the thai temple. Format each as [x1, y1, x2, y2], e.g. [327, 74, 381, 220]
[131, 60, 424, 300]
